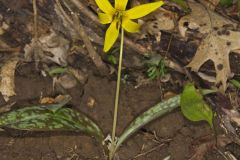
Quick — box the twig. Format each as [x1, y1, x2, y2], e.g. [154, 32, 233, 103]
[0, 102, 15, 114]
[32, 0, 41, 68]
[130, 143, 166, 159]
[69, 0, 99, 24]
[55, 0, 108, 75]
[33, 0, 38, 41]
[73, 14, 109, 75]
[0, 47, 21, 52]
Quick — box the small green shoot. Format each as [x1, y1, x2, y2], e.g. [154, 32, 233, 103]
[107, 54, 117, 65]
[171, 0, 190, 12]
[146, 55, 167, 80]
[47, 67, 67, 77]
[220, 0, 233, 7]
[180, 84, 213, 128]
[230, 79, 240, 89]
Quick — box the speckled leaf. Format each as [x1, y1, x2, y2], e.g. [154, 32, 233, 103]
[0, 102, 104, 141]
[180, 84, 213, 128]
[116, 95, 180, 151]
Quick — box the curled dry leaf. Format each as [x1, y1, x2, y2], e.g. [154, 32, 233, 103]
[179, 1, 240, 91]
[0, 58, 18, 101]
[141, 8, 176, 43]
[24, 30, 70, 66]
[190, 135, 232, 160]
[0, 14, 9, 35]
[187, 29, 240, 91]
[57, 74, 77, 89]
[178, 1, 236, 37]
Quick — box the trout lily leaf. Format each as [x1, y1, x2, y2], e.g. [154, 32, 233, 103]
[95, 0, 164, 52]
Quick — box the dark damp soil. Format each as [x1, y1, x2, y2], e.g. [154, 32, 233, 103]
[0, 62, 233, 160]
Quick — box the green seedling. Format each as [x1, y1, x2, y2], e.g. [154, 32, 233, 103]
[107, 54, 117, 65]
[47, 67, 67, 77]
[145, 55, 167, 80]
[220, 0, 233, 7]
[171, 0, 190, 12]
[230, 79, 240, 89]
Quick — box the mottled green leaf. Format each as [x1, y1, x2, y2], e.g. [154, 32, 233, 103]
[0, 102, 104, 141]
[180, 84, 213, 128]
[116, 95, 180, 152]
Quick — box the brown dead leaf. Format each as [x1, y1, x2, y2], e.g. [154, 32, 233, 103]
[0, 58, 18, 101]
[187, 29, 240, 91]
[179, 1, 235, 37]
[179, 1, 240, 91]
[24, 29, 69, 66]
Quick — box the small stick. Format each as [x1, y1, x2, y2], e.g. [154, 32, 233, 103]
[55, 0, 108, 75]
[130, 143, 166, 159]
[0, 47, 21, 52]
[73, 14, 109, 75]
[33, 0, 38, 41]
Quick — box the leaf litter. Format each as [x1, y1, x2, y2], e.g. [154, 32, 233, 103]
[179, 1, 240, 91]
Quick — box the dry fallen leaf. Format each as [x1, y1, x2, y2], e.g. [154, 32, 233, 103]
[179, 1, 235, 37]
[0, 58, 18, 101]
[24, 29, 70, 66]
[187, 29, 240, 91]
[141, 8, 176, 43]
[179, 1, 240, 91]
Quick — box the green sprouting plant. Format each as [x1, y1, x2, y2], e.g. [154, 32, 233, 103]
[107, 47, 120, 65]
[220, 0, 234, 6]
[47, 67, 67, 77]
[107, 54, 117, 65]
[171, 0, 190, 12]
[145, 55, 167, 80]
[230, 79, 240, 89]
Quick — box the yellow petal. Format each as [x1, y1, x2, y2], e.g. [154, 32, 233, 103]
[124, 1, 164, 19]
[122, 18, 141, 33]
[98, 13, 112, 24]
[95, 0, 115, 14]
[115, 0, 128, 10]
[104, 19, 120, 52]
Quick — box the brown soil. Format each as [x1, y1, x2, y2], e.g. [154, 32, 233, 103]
[0, 62, 229, 160]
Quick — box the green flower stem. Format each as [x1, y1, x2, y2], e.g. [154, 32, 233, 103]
[110, 27, 124, 159]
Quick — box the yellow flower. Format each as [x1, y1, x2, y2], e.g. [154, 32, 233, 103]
[95, 0, 164, 52]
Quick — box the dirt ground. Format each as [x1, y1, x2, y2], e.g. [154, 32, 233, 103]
[0, 62, 235, 160]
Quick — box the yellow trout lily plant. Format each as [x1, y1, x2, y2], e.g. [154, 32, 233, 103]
[95, 0, 163, 159]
